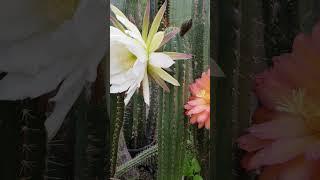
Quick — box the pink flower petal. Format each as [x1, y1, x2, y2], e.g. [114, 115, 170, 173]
[277, 157, 312, 180]
[184, 104, 193, 110]
[241, 152, 256, 171]
[198, 122, 205, 129]
[187, 98, 206, 106]
[248, 136, 317, 169]
[252, 107, 275, 124]
[204, 119, 210, 129]
[185, 69, 210, 129]
[305, 141, 320, 160]
[259, 165, 283, 180]
[311, 22, 320, 51]
[248, 112, 309, 139]
[190, 116, 197, 124]
[186, 105, 208, 115]
[196, 112, 209, 123]
[237, 134, 272, 152]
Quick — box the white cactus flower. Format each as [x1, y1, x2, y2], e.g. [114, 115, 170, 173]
[110, 0, 192, 105]
[0, 0, 106, 140]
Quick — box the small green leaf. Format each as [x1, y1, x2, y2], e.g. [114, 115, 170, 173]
[193, 175, 203, 180]
[183, 152, 193, 176]
[191, 158, 201, 173]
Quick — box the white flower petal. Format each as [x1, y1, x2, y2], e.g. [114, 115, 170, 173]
[0, 0, 106, 141]
[110, 4, 127, 18]
[142, 72, 150, 105]
[0, 0, 105, 75]
[110, 42, 136, 76]
[110, 26, 128, 38]
[45, 40, 105, 140]
[0, 58, 79, 100]
[0, 1, 50, 42]
[132, 60, 147, 76]
[110, 70, 135, 85]
[124, 83, 138, 105]
[149, 31, 164, 52]
[110, 79, 134, 93]
[86, 41, 106, 82]
[149, 52, 175, 68]
[149, 66, 180, 86]
[123, 63, 146, 105]
[110, 33, 147, 64]
[115, 15, 145, 46]
[45, 69, 86, 140]
[72, 0, 105, 48]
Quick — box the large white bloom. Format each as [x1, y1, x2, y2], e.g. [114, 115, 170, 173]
[110, 0, 192, 105]
[0, 0, 106, 140]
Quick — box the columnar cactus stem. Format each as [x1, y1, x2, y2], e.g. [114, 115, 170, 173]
[110, 95, 125, 177]
[191, 0, 210, 178]
[214, 0, 240, 179]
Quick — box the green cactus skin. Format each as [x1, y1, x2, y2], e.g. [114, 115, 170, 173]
[262, 0, 299, 63]
[87, 60, 108, 179]
[71, 60, 108, 180]
[157, 0, 194, 179]
[115, 144, 158, 178]
[122, 100, 134, 148]
[214, 0, 239, 179]
[298, 0, 314, 32]
[46, 112, 75, 180]
[157, 40, 188, 180]
[110, 94, 125, 177]
[0, 101, 20, 179]
[73, 93, 90, 180]
[235, 1, 266, 179]
[0, 100, 47, 180]
[209, 1, 218, 178]
[191, 0, 210, 178]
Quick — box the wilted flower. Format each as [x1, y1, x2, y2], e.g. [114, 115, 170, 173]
[185, 69, 210, 129]
[237, 22, 320, 179]
[110, 0, 192, 105]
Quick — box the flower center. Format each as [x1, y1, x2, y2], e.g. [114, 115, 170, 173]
[47, 0, 79, 25]
[125, 52, 137, 68]
[276, 89, 320, 133]
[196, 90, 210, 104]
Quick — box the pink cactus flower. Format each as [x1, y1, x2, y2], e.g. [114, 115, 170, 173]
[185, 69, 210, 129]
[237, 22, 320, 179]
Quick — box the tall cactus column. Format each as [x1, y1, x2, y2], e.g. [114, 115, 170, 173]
[156, 0, 194, 179]
[191, 0, 210, 178]
[214, 0, 239, 179]
[157, 38, 189, 180]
